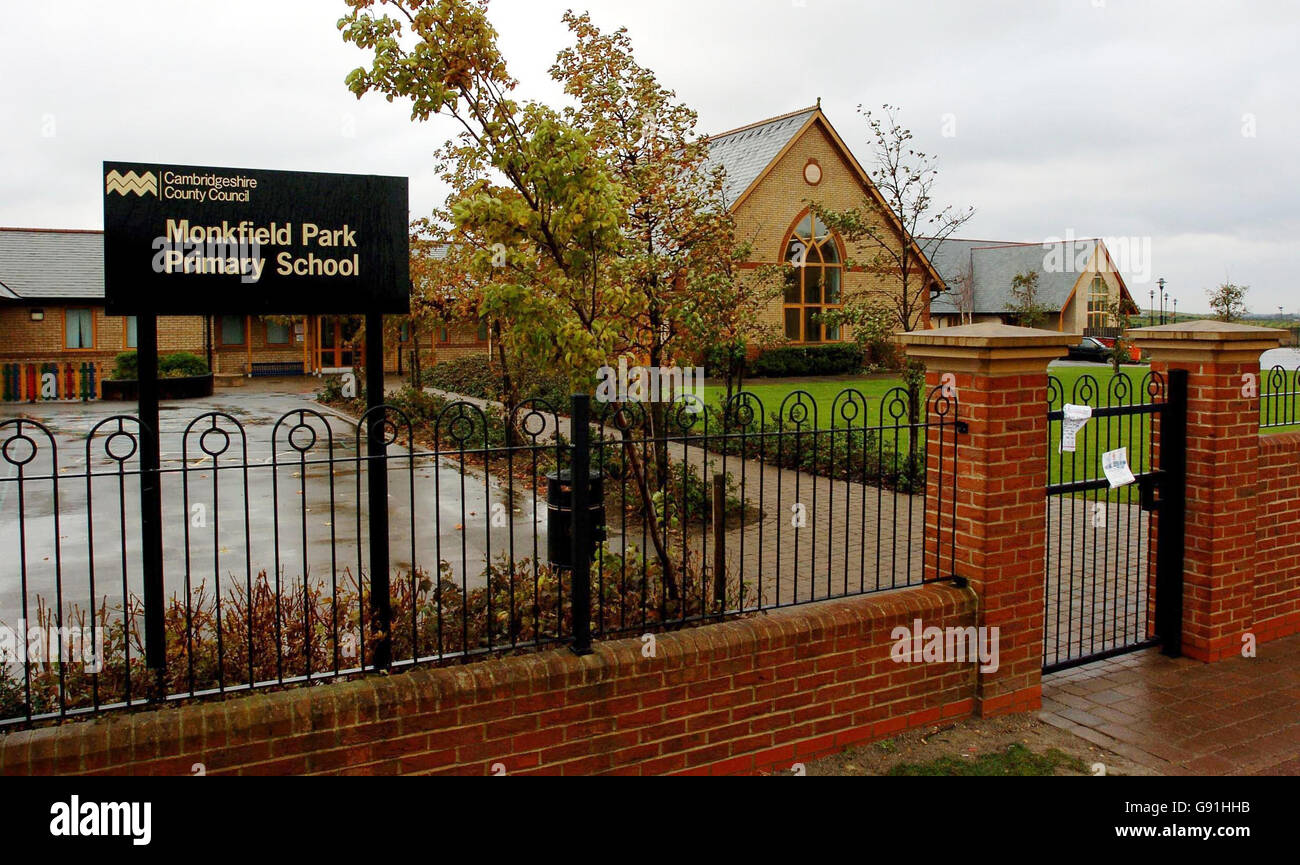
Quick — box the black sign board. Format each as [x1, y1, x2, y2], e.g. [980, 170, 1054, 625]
[103, 161, 409, 315]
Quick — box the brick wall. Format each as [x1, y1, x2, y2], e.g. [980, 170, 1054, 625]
[1254, 432, 1300, 642]
[1134, 322, 1296, 661]
[0, 585, 976, 776]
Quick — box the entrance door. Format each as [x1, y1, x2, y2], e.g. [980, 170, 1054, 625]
[317, 316, 355, 369]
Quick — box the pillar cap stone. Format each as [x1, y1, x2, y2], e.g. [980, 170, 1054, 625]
[1127, 320, 1285, 364]
[899, 322, 1077, 374]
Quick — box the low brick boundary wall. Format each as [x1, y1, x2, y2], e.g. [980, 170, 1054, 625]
[0, 584, 976, 776]
[1254, 432, 1300, 644]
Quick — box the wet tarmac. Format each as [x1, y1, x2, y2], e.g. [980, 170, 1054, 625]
[0, 380, 555, 622]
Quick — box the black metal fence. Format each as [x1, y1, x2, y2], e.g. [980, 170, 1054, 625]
[1261, 364, 1300, 429]
[0, 384, 958, 727]
[1042, 370, 1185, 672]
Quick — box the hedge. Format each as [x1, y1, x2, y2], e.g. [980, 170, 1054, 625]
[749, 343, 864, 378]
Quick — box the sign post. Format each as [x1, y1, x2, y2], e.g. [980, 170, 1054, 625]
[104, 162, 409, 682]
[365, 311, 391, 668]
[136, 312, 166, 690]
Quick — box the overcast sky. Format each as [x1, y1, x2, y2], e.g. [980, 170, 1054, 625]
[1, 0, 1295, 314]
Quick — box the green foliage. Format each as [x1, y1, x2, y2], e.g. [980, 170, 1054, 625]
[112, 351, 137, 381]
[160, 352, 209, 378]
[750, 344, 864, 378]
[681, 407, 926, 494]
[702, 339, 749, 386]
[1006, 270, 1049, 329]
[886, 743, 1088, 776]
[424, 354, 569, 410]
[821, 297, 905, 371]
[1207, 281, 1249, 322]
[1, 552, 750, 721]
[599, 450, 750, 528]
[315, 373, 364, 405]
[424, 354, 501, 398]
[811, 105, 975, 335]
[110, 351, 209, 381]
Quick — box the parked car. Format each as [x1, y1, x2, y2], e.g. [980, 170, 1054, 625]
[1084, 336, 1141, 362]
[1065, 337, 1111, 362]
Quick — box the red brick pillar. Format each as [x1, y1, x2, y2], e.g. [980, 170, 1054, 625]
[1129, 321, 1285, 661]
[900, 324, 1073, 717]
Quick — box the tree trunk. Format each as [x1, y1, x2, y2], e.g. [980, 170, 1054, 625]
[410, 326, 421, 389]
[493, 320, 519, 447]
[612, 406, 680, 599]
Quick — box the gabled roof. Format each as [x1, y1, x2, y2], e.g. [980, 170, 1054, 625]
[704, 105, 949, 299]
[0, 228, 104, 301]
[929, 237, 1109, 315]
[703, 106, 819, 207]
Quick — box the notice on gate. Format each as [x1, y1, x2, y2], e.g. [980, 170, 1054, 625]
[1101, 447, 1136, 488]
[1059, 403, 1092, 453]
[102, 161, 409, 315]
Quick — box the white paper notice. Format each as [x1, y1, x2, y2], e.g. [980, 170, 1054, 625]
[1060, 404, 1093, 453]
[1101, 447, 1136, 488]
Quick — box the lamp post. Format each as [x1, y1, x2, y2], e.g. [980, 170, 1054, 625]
[1157, 278, 1168, 325]
[1149, 288, 1155, 326]
[1173, 298, 1178, 321]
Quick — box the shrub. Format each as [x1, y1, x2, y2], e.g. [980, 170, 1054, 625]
[109, 351, 209, 381]
[679, 404, 926, 494]
[750, 343, 863, 378]
[1, 550, 749, 722]
[424, 354, 501, 399]
[424, 354, 570, 410]
[160, 352, 209, 378]
[111, 351, 138, 381]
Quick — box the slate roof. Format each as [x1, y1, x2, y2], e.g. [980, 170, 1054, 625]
[0, 228, 104, 301]
[703, 106, 818, 206]
[928, 237, 1102, 316]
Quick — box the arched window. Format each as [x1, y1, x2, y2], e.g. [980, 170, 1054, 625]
[1086, 276, 1110, 330]
[782, 211, 843, 343]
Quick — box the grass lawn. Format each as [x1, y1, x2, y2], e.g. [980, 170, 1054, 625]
[704, 364, 1153, 429]
[704, 363, 1295, 495]
[702, 373, 908, 429]
[704, 364, 1158, 503]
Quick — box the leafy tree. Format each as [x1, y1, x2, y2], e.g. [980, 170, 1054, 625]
[813, 104, 974, 432]
[814, 104, 975, 336]
[341, 0, 632, 389]
[1207, 281, 1249, 322]
[1106, 295, 1141, 373]
[696, 247, 784, 407]
[551, 11, 738, 484]
[341, 0, 754, 595]
[951, 258, 975, 326]
[843, 293, 902, 370]
[1006, 270, 1049, 330]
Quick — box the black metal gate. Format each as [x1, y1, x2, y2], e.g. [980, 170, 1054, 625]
[1042, 368, 1186, 673]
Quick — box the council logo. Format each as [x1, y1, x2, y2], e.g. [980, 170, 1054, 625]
[105, 169, 157, 196]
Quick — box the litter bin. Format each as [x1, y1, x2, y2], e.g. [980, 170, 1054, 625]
[546, 468, 605, 568]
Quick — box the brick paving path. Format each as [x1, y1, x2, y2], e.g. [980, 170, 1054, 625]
[1040, 634, 1300, 775]
[1043, 496, 1153, 669]
[426, 386, 932, 607]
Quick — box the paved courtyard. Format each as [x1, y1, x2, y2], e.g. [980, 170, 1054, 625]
[0, 376, 544, 622]
[1041, 633, 1300, 775]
